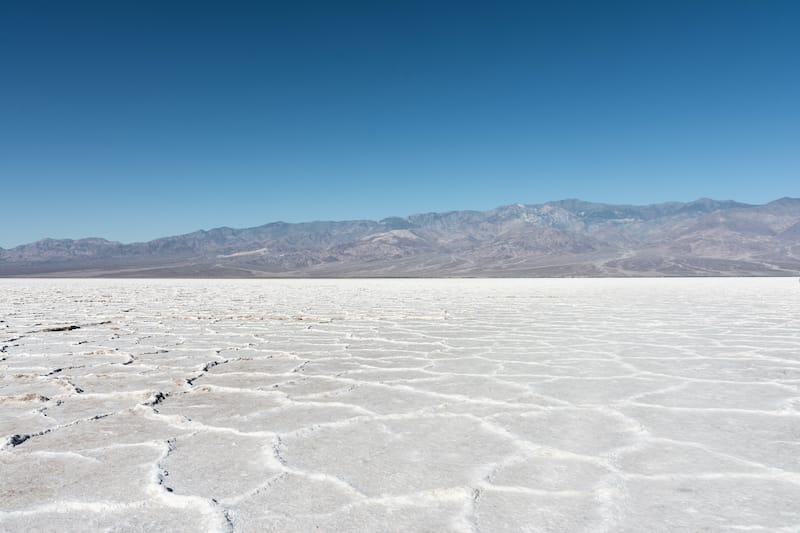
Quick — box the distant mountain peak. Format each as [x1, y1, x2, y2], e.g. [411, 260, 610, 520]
[2, 198, 799, 277]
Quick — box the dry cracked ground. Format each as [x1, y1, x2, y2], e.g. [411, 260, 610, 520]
[1, 278, 800, 532]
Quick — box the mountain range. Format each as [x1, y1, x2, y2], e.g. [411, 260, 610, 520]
[2, 198, 800, 277]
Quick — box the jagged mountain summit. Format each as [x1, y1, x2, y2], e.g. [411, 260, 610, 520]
[2, 198, 799, 277]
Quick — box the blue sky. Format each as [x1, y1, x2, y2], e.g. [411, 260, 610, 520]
[1, 1, 798, 247]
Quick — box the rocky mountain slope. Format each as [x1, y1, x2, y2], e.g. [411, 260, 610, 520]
[2, 198, 799, 277]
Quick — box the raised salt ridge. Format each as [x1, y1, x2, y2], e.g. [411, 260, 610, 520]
[1, 278, 799, 531]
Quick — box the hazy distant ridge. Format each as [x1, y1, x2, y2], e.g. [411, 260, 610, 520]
[2, 198, 799, 277]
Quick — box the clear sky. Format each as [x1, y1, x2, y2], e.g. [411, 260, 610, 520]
[1, 0, 798, 247]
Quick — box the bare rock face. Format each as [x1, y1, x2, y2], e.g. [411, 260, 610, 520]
[2, 198, 800, 277]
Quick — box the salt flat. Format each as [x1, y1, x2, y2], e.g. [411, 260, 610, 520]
[1, 278, 799, 532]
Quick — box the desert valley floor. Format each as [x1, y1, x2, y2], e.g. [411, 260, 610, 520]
[1, 278, 799, 532]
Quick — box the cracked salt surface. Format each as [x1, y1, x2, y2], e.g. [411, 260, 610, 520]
[1, 278, 799, 532]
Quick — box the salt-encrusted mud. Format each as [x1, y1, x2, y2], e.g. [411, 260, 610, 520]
[1, 278, 799, 532]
